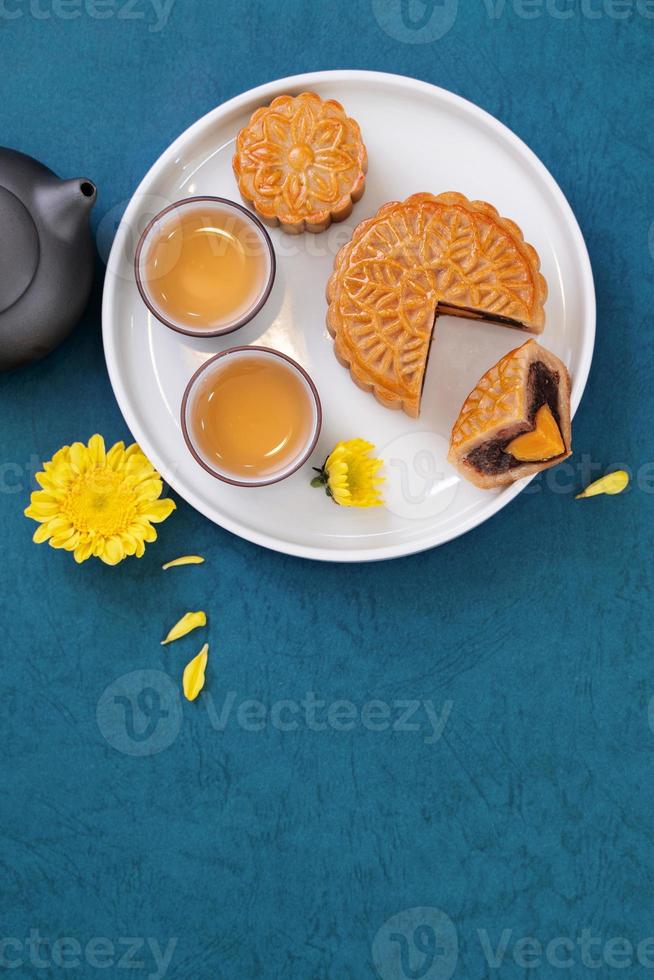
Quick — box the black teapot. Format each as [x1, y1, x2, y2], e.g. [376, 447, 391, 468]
[0, 147, 96, 371]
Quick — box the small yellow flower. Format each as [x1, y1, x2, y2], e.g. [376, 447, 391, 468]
[24, 435, 176, 565]
[311, 439, 384, 507]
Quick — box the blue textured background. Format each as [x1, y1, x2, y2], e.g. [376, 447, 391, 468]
[2, 2, 653, 978]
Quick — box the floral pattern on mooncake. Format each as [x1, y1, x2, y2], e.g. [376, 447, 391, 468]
[233, 92, 367, 234]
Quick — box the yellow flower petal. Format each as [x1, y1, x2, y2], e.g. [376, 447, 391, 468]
[124, 443, 147, 460]
[100, 536, 125, 565]
[183, 643, 209, 702]
[51, 531, 80, 552]
[576, 470, 630, 499]
[87, 434, 106, 467]
[36, 468, 73, 494]
[45, 516, 74, 537]
[25, 499, 60, 521]
[161, 611, 207, 645]
[33, 523, 52, 544]
[124, 451, 152, 476]
[141, 498, 176, 523]
[129, 519, 158, 543]
[74, 537, 94, 564]
[106, 441, 126, 469]
[50, 526, 78, 546]
[69, 441, 89, 473]
[134, 477, 164, 502]
[120, 531, 139, 557]
[44, 446, 70, 469]
[162, 555, 205, 570]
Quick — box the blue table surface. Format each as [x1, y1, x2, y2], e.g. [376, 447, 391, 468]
[2, 2, 653, 978]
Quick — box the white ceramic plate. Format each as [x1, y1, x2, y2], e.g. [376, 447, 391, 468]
[102, 70, 595, 562]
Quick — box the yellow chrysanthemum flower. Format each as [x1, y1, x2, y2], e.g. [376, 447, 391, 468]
[311, 438, 384, 507]
[24, 435, 176, 565]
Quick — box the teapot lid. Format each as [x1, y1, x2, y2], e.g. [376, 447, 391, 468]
[0, 185, 39, 314]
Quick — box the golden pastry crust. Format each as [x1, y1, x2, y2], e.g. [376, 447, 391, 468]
[233, 92, 367, 234]
[448, 340, 571, 489]
[326, 192, 548, 417]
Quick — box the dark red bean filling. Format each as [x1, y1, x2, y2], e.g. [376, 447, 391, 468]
[464, 362, 562, 474]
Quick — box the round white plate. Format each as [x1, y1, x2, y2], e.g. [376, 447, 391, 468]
[102, 70, 595, 562]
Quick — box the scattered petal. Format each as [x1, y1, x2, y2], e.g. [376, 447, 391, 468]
[183, 643, 209, 702]
[162, 555, 205, 570]
[161, 610, 207, 645]
[576, 470, 630, 499]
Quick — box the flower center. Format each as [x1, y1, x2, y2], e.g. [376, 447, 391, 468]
[288, 144, 314, 170]
[62, 470, 137, 536]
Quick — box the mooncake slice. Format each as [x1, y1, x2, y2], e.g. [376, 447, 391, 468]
[233, 92, 367, 234]
[448, 340, 571, 489]
[326, 192, 547, 417]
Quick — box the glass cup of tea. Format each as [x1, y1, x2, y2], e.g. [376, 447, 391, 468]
[181, 347, 322, 487]
[134, 197, 275, 336]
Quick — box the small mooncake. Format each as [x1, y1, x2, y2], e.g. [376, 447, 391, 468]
[233, 92, 367, 234]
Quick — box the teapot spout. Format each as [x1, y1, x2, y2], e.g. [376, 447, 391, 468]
[37, 176, 97, 242]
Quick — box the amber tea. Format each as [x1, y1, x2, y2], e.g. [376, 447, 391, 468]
[141, 204, 269, 332]
[187, 353, 317, 482]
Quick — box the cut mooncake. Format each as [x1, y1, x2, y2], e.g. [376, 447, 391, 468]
[326, 192, 547, 417]
[448, 340, 571, 489]
[233, 92, 367, 234]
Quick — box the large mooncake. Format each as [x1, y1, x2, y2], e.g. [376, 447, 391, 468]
[326, 192, 547, 417]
